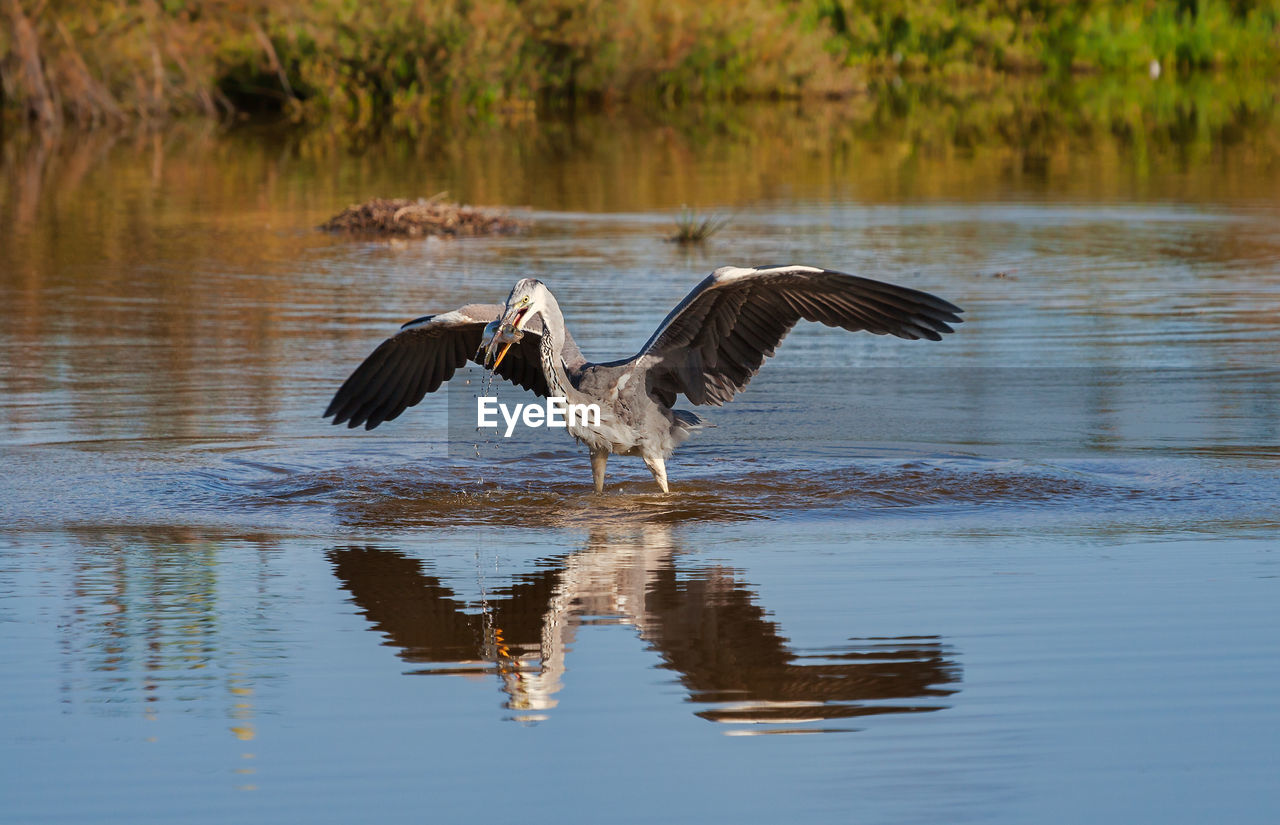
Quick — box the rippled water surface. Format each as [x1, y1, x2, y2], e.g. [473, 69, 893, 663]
[2, 103, 1279, 824]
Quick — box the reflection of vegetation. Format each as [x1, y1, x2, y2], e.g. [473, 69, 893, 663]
[3, 76, 1278, 242]
[857, 72, 1280, 165]
[56, 529, 282, 725]
[2, 1, 1279, 129]
[2, 77, 1278, 274]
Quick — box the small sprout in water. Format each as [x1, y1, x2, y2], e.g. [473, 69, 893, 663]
[667, 207, 731, 244]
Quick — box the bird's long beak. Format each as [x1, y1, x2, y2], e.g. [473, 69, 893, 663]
[490, 341, 514, 371]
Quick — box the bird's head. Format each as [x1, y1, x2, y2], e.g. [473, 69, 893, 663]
[481, 278, 549, 371]
[500, 278, 548, 334]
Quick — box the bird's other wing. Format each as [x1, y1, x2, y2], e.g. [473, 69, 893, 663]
[634, 265, 963, 407]
[324, 303, 552, 430]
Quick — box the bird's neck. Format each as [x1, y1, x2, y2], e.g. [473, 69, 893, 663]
[537, 297, 573, 397]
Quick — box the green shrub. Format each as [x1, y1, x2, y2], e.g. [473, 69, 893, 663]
[3, 0, 1279, 129]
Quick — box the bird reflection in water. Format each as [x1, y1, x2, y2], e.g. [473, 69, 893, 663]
[327, 528, 960, 732]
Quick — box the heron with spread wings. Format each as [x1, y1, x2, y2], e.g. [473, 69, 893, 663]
[324, 265, 963, 493]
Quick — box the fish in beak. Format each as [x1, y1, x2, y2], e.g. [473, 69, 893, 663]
[478, 307, 528, 372]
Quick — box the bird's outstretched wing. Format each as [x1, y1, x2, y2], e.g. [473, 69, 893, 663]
[634, 265, 963, 407]
[325, 303, 561, 430]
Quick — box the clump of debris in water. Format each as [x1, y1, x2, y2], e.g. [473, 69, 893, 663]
[321, 194, 524, 238]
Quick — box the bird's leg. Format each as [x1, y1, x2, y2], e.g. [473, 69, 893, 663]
[643, 455, 670, 494]
[590, 449, 609, 494]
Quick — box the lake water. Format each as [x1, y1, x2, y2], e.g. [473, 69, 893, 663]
[2, 95, 1279, 823]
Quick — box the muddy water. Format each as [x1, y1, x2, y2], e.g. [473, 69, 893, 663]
[2, 101, 1279, 824]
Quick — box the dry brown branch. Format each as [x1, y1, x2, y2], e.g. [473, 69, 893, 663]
[250, 17, 295, 101]
[53, 16, 122, 125]
[5, 0, 59, 128]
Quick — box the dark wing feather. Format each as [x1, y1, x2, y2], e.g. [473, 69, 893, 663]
[324, 303, 554, 430]
[635, 265, 963, 407]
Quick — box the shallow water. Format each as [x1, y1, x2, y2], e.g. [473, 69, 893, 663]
[2, 102, 1279, 823]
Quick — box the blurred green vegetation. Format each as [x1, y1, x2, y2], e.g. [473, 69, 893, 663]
[814, 0, 1280, 76]
[1, 0, 1278, 131]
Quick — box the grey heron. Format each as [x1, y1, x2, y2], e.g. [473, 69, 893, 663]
[324, 265, 963, 493]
